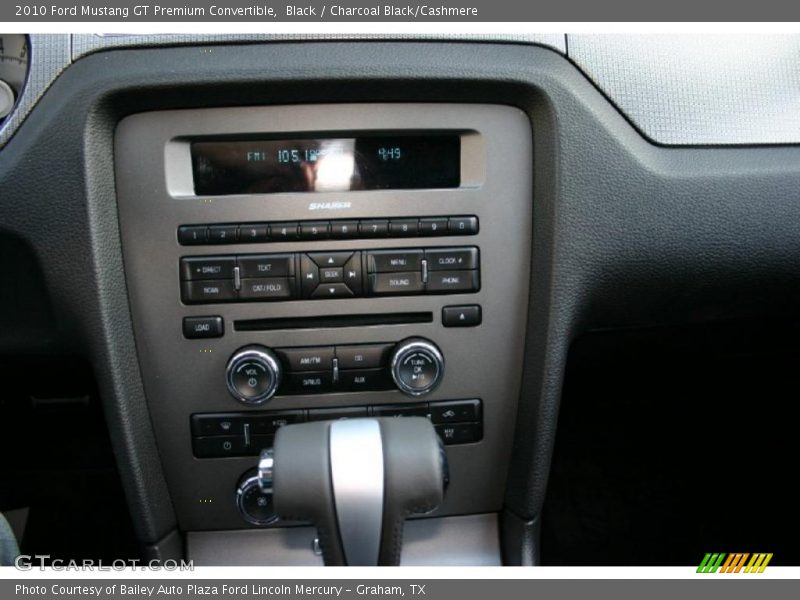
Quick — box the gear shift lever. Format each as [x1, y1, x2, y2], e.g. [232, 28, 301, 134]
[257, 417, 448, 566]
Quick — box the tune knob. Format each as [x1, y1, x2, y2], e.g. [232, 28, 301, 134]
[390, 338, 445, 396]
[226, 346, 282, 405]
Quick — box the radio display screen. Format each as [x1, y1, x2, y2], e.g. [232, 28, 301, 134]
[190, 134, 460, 195]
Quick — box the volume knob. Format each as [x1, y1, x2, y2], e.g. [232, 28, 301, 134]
[226, 346, 283, 405]
[390, 338, 445, 396]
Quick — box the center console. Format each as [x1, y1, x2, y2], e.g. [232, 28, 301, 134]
[114, 103, 532, 538]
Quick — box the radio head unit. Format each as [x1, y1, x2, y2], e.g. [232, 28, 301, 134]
[114, 103, 532, 534]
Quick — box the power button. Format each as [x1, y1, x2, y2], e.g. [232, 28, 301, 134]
[226, 346, 283, 405]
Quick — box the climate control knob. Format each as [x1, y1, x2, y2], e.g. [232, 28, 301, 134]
[226, 346, 282, 405]
[236, 459, 277, 526]
[390, 338, 445, 396]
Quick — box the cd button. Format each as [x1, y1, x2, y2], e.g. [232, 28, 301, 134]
[336, 343, 393, 370]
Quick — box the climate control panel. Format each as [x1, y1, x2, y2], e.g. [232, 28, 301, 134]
[191, 399, 483, 458]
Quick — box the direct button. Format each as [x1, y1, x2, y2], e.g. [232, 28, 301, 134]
[183, 316, 224, 339]
[425, 247, 479, 271]
[442, 305, 482, 327]
[276, 346, 335, 372]
[238, 254, 295, 278]
[367, 250, 424, 273]
[180, 256, 236, 281]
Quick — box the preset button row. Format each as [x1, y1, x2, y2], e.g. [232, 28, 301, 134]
[178, 216, 478, 246]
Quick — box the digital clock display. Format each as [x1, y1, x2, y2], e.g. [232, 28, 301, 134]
[191, 134, 460, 195]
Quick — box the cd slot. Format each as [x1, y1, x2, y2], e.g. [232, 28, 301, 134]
[234, 312, 433, 332]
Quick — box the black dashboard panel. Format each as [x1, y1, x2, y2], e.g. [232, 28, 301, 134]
[2, 41, 800, 562]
